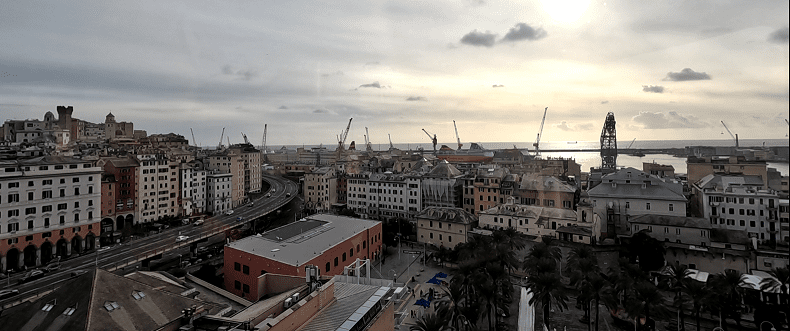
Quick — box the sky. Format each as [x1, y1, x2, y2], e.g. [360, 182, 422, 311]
[1, 0, 788, 148]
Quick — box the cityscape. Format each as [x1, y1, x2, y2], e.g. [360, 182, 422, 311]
[1, 2, 788, 331]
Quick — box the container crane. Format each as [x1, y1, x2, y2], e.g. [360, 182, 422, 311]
[627, 138, 636, 149]
[422, 129, 437, 154]
[217, 127, 225, 150]
[336, 118, 353, 159]
[533, 107, 548, 156]
[453, 120, 463, 150]
[190, 128, 197, 147]
[720, 121, 739, 147]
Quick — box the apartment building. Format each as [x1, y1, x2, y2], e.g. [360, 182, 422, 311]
[207, 172, 233, 215]
[367, 173, 421, 221]
[347, 173, 370, 217]
[416, 207, 477, 249]
[462, 166, 510, 215]
[0, 156, 102, 272]
[587, 167, 687, 238]
[694, 174, 782, 244]
[303, 167, 336, 213]
[135, 154, 179, 223]
[687, 156, 769, 189]
[513, 174, 577, 210]
[180, 160, 207, 217]
[98, 155, 138, 231]
[229, 143, 263, 194]
[207, 151, 246, 207]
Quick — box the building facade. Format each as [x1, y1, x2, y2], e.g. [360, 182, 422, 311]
[416, 207, 477, 249]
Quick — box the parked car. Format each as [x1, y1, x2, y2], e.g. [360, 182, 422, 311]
[225, 210, 234, 215]
[248, 202, 254, 207]
[193, 220, 204, 226]
[18, 269, 45, 284]
[71, 270, 88, 277]
[176, 235, 190, 242]
[286, 193, 291, 197]
[0, 289, 20, 300]
[236, 217, 243, 222]
[43, 263, 60, 273]
[265, 193, 271, 198]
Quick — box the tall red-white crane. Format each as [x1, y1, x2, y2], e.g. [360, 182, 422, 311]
[453, 120, 463, 150]
[533, 107, 548, 156]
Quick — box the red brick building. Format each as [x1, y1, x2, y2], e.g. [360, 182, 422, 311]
[224, 214, 383, 300]
[98, 156, 139, 232]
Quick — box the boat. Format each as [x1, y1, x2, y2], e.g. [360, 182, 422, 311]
[435, 142, 495, 163]
[630, 151, 646, 157]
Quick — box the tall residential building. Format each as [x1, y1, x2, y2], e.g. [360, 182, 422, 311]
[366, 173, 421, 221]
[229, 143, 262, 194]
[207, 152, 246, 207]
[687, 156, 769, 190]
[421, 160, 461, 210]
[587, 167, 687, 239]
[416, 207, 477, 249]
[513, 174, 577, 210]
[303, 167, 336, 213]
[346, 173, 370, 217]
[207, 172, 233, 215]
[462, 165, 510, 215]
[180, 160, 207, 216]
[694, 174, 782, 244]
[98, 155, 139, 232]
[135, 154, 178, 223]
[0, 156, 102, 272]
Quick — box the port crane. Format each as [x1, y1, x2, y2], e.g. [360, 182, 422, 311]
[422, 129, 438, 154]
[533, 107, 548, 156]
[453, 120, 463, 150]
[241, 132, 249, 145]
[261, 124, 269, 163]
[720, 121, 739, 147]
[365, 127, 373, 152]
[626, 138, 636, 149]
[190, 128, 197, 147]
[388, 134, 394, 151]
[336, 118, 353, 159]
[217, 127, 225, 150]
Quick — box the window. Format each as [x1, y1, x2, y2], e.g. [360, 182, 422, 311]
[676, 228, 680, 234]
[28, 220, 34, 229]
[430, 232, 433, 239]
[8, 194, 19, 203]
[234, 281, 241, 290]
[74, 187, 80, 196]
[342, 252, 346, 262]
[8, 209, 19, 217]
[42, 190, 52, 199]
[234, 262, 241, 271]
[669, 204, 674, 212]
[44, 218, 50, 227]
[58, 203, 67, 210]
[25, 207, 36, 215]
[350, 248, 354, 257]
[326, 262, 331, 272]
[243, 265, 249, 275]
[72, 177, 79, 183]
[243, 284, 249, 293]
[43, 179, 52, 185]
[750, 221, 756, 227]
[74, 214, 80, 222]
[7, 223, 19, 232]
[646, 203, 651, 210]
[449, 235, 452, 242]
[334, 257, 339, 267]
[28, 192, 34, 201]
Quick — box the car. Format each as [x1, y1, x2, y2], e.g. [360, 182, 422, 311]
[286, 193, 291, 197]
[265, 193, 271, 198]
[176, 235, 190, 242]
[236, 217, 243, 222]
[225, 210, 234, 215]
[43, 263, 60, 273]
[193, 220, 204, 226]
[98, 246, 112, 252]
[18, 269, 45, 284]
[248, 202, 254, 207]
[71, 270, 88, 277]
[0, 289, 20, 300]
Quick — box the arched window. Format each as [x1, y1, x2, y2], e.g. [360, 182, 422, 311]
[325, 262, 331, 272]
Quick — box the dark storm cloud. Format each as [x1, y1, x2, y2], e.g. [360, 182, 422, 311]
[501, 23, 547, 42]
[768, 27, 789, 44]
[663, 68, 711, 81]
[460, 30, 497, 47]
[359, 81, 382, 88]
[492, 84, 505, 88]
[632, 111, 705, 129]
[406, 96, 427, 101]
[642, 85, 665, 93]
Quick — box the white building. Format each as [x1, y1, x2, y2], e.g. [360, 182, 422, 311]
[207, 172, 233, 215]
[0, 156, 102, 272]
[366, 173, 421, 221]
[346, 172, 370, 218]
[694, 174, 782, 244]
[587, 167, 687, 238]
[136, 154, 179, 223]
[180, 161, 207, 217]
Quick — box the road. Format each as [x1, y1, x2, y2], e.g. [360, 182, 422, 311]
[0, 174, 298, 309]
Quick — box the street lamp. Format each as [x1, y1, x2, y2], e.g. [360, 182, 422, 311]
[760, 321, 776, 331]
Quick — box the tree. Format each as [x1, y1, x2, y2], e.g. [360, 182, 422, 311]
[760, 267, 789, 306]
[681, 279, 709, 331]
[626, 280, 669, 331]
[525, 258, 569, 330]
[437, 281, 471, 331]
[659, 263, 693, 331]
[566, 246, 600, 327]
[709, 269, 747, 330]
[624, 231, 665, 272]
[410, 311, 451, 331]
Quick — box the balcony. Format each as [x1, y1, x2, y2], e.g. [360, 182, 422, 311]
[709, 201, 719, 207]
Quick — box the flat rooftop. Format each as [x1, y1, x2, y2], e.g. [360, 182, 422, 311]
[227, 214, 379, 267]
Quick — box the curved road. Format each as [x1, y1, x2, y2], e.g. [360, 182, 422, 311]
[0, 174, 298, 308]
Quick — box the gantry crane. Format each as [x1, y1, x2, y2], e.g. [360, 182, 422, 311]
[336, 118, 353, 159]
[720, 121, 739, 147]
[190, 128, 197, 147]
[533, 107, 548, 156]
[453, 120, 463, 150]
[422, 129, 437, 154]
[217, 127, 225, 150]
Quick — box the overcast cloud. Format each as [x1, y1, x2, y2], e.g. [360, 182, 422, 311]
[0, 1, 787, 144]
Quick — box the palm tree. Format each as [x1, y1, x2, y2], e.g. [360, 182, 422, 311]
[709, 270, 746, 330]
[525, 258, 569, 330]
[682, 279, 709, 331]
[524, 236, 561, 275]
[660, 263, 692, 330]
[566, 246, 600, 327]
[437, 281, 471, 331]
[626, 280, 669, 331]
[410, 311, 451, 331]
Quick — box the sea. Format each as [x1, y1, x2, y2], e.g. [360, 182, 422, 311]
[273, 139, 790, 176]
